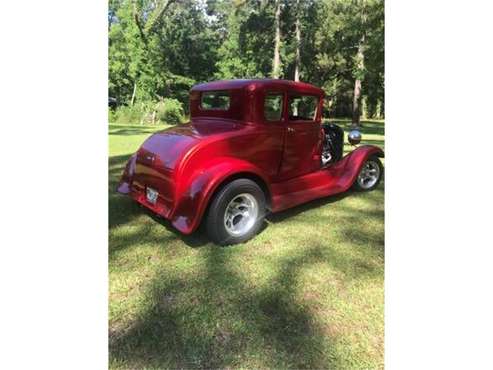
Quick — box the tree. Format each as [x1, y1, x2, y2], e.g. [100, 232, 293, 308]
[363, 0, 384, 118]
[108, 0, 384, 120]
[350, 0, 369, 128]
[311, 0, 383, 120]
[215, 0, 276, 79]
[130, 0, 177, 104]
[351, 32, 365, 127]
[109, 0, 221, 106]
[109, 1, 146, 104]
[293, 0, 301, 82]
[272, 0, 282, 78]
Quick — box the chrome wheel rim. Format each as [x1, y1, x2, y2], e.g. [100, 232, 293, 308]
[224, 193, 258, 237]
[357, 160, 380, 189]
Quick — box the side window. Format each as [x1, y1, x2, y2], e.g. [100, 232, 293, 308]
[201, 91, 230, 110]
[264, 93, 284, 121]
[288, 95, 318, 121]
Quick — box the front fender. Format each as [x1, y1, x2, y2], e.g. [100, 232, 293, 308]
[338, 145, 384, 190]
[170, 157, 270, 234]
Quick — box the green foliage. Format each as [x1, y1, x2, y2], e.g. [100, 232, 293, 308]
[109, 0, 384, 119]
[214, 1, 276, 79]
[109, 102, 153, 124]
[108, 99, 185, 125]
[109, 0, 220, 107]
[155, 98, 185, 125]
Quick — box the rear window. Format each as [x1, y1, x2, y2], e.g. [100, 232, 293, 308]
[201, 91, 230, 110]
[288, 95, 318, 121]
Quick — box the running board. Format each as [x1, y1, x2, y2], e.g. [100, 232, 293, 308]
[270, 163, 347, 212]
[270, 145, 383, 213]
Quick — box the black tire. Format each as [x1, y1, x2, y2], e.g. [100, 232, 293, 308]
[206, 178, 266, 245]
[352, 156, 384, 191]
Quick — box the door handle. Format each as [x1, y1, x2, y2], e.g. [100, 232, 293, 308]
[287, 127, 295, 133]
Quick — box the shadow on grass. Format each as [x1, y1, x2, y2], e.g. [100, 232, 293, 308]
[109, 197, 384, 367]
[109, 240, 382, 368]
[149, 213, 211, 249]
[267, 191, 352, 224]
[267, 181, 383, 223]
[109, 127, 165, 136]
[108, 119, 385, 368]
[109, 154, 141, 230]
[109, 167, 384, 367]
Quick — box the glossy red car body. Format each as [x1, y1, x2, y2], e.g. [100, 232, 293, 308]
[117, 79, 383, 234]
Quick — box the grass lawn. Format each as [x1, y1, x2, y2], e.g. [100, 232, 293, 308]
[109, 119, 385, 369]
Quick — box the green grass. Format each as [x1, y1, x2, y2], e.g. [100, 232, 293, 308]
[109, 119, 384, 369]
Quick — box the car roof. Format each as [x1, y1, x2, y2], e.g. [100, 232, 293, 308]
[191, 79, 324, 95]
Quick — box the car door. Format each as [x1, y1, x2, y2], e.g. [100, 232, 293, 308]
[255, 90, 287, 179]
[279, 94, 322, 180]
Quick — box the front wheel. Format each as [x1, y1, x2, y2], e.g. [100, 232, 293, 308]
[353, 156, 383, 191]
[206, 179, 266, 245]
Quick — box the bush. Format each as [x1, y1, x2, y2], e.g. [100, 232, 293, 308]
[108, 99, 185, 125]
[108, 108, 117, 123]
[155, 98, 185, 125]
[110, 103, 151, 124]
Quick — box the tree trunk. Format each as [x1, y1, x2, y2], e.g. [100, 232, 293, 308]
[133, 3, 148, 46]
[130, 80, 137, 106]
[352, 78, 362, 127]
[144, 0, 175, 35]
[294, 0, 301, 82]
[351, 36, 365, 128]
[133, 0, 175, 46]
[272, 0, 281, 79]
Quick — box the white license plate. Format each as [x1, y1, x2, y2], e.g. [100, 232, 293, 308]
[146, 187, 158, 204]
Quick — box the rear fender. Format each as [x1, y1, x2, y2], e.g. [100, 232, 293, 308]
[116, 154, 137, 194]
[170, 157, 270, 234]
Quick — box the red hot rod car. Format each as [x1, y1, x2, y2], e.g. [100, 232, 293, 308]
[118, 79, 384, 245]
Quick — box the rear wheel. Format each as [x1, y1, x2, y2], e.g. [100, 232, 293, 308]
[353, 156, 383, 191]
[206, 179, 266, 245]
